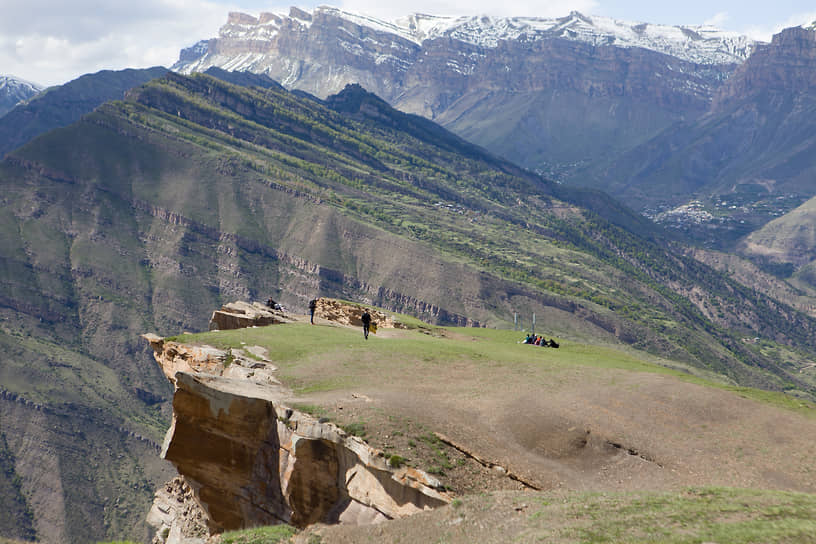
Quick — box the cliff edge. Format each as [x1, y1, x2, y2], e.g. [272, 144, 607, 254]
[142, 318, 450, 543]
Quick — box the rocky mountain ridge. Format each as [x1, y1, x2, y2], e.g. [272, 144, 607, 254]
[172, 6, 756, 177]
[176, 7, 756, 71]
[713, 24, 816, 106]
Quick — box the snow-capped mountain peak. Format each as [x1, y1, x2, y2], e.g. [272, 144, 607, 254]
[183, 6, 758, 70]
[0, 75, 42, 95]
[0, 75, 43, 117]
[335, 6, 755, 64]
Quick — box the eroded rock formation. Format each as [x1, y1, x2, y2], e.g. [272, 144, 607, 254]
[144, 332, 449, 542]
[208, 300, 292, 331]
[312, 298, 404, 329]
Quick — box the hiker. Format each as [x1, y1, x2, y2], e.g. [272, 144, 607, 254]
[361, 309, 372, 340]
[308, 298, 317, 324]
[266, 297, 282, 311]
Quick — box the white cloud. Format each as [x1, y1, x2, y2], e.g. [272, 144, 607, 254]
[0, 0, 231, 86]
[740, 10, 816, 41]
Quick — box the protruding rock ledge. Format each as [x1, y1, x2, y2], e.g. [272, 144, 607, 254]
[144, 328, 451, 542]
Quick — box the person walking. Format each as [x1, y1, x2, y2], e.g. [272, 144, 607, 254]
[361, 309, 371, 340]
[309, 298, 317, 325]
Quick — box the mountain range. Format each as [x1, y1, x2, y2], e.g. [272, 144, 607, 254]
[1, 6, 816, 543]
[172, 7, 755, 184]
[587, 26, 816, 238]
[173, 8, 816, 253]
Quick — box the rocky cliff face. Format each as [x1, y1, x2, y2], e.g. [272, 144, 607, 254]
[714, 26, 816, 105]
[585, 25, 816, 229]
[144, 333, 450, 541]
[173, 7, 754, 176]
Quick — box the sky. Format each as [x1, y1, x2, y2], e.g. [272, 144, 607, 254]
[2, 0, 815, 87]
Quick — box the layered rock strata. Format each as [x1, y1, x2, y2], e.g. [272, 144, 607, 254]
[144, 333, 449, 541]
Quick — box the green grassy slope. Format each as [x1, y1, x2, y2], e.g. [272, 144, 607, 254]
[120, 73, 816, 391]
[220, 488, 816, 544]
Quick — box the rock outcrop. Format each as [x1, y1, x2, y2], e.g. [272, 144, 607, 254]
[144, 332, 450, 541]
[714, 26, 816, 105]
[208, 301, 292, 331]
[312, 298, 404, 329]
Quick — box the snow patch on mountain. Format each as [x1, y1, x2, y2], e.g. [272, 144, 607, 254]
[393, 9, 757, 64]
[181, 6, 758, 68]
[0, 75, 43, 116]
[0, 75, 42, 97]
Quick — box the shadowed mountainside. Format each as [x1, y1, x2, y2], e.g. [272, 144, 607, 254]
[582, 26, 816, 247]
[0, 67, 168, 159]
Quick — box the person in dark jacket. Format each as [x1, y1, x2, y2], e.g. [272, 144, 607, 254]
[361, 309, 371, 340]
[309, 298, 317, 324]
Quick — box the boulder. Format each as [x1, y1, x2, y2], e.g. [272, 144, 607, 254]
[208, 301, 291, 331]
[313, 298, 403, 329]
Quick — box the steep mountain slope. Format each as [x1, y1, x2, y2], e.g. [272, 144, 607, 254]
[0, 76, 41, 118]
[173, 7, 754, 178]
[0, 67, 168, 158]
[585, 25, 816, 243]
[2, 72, 816, 541]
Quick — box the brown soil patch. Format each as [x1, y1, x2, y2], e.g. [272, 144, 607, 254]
[281, 321, 816, 499]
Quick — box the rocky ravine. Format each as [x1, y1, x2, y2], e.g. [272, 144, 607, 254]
[143, 313, 450, 543]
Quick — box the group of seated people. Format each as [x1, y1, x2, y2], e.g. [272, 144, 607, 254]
[522, 334, 559, 348]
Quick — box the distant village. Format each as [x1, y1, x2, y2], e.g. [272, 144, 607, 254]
[645, 194, 804, 230]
